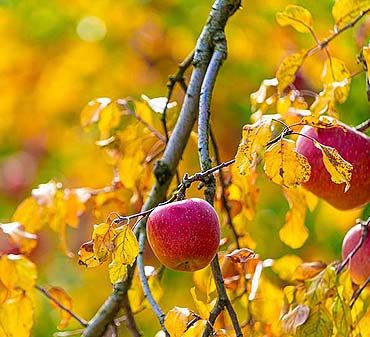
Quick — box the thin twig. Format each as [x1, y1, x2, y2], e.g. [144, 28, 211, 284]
[198, 37, 242, 337]
[121, 293, 142, 337]
[210, 127, 240, 249]
[350, 276, 370, 308]
[137, 224, 169, 336]
[355, 118, 370, 132]
[336, 218, 370, 274]
[35, 285, 88, 327]
[82, 2, 242, 336]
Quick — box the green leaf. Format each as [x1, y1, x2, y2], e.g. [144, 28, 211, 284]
[296, 304, 333, 337]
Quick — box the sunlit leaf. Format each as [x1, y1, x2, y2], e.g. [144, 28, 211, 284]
[272, 255, 303, 281]
[358, 310, 370, 336]
[276, 52, 305, 93]
[293, 261, 327, 281]
[279, 188, 309, 249]
[164, 307, 193, 337]
[111, 225, 139, 266]
[12, 197, 48, 233]
[47, 286, 73, 330]
[276, 5, 314, 33]
[0, 292, 34, 337]
[313, 140, 353, 192]
[264, 139, 311, 187]
[92, 223, 115, 263]
[281, 304, 310, 334]
[235, 118, 273, 175]
[32, 181, 60, 206]
[226, 248, 255, 263]
[321, 57, 351, 104]
[193, 266, 216, 298]
[0, 222, 37, 254]
[250, 78, 279, 115]
[108, 260, 128, 284]
[332, 0, 370, 29]
[190, 287, 212, 320]
[332, 290, 352, 337]
[301, 115, 338, 128]
[363, 45, 370, 80]
[0, 255, 37, 293]
[296, 304, 333, 337]
[80, 97, 111, 129]
[98, 101, 121, 140]
[78, 240, 100, 268]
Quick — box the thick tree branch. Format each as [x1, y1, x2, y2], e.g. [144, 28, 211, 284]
[197, 36, 242, 337]
[121, 293, 142, 337]
[82, 1, 242, 336]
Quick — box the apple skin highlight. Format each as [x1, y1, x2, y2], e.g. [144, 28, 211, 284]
[296, 125, 370, 210]
[147, 198, 221, 272]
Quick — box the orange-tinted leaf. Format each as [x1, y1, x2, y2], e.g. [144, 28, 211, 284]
[47, 286, 73, 329]
[12, 197, 47, 233]
[0, 222, 37, 254]
[78, 240, 100, 268]
[276, 52, 305, 94]
[276, 5, 314, 33]
[31, 181, 60, 206]
[235, 118, 273, 175]
[81, 97, 111, 129]
[293, 261, 327, 281]
[264, 139, 311, 187]
[164, 307, 193, 337]
[226, 248, 256, 263]
[279, 188, 309, 249]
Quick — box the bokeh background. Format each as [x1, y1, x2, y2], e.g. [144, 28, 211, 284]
[0, 0, 369, 336]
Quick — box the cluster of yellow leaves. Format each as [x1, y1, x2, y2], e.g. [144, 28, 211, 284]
[78, 222, 139, 284]
[0, 255, 36, 337]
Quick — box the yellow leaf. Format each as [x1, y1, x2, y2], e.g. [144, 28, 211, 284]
[111, 225, 139, 266]
[293, 261, 327, 281]
[296, 304, 333, 337]
[78, 240, 100, 268]
[31, 181, 60, 206]
[92, 223, 115, 263]
[279, 188, 309, 249]
[332, 0, 370, 29]
[276, 52, 305, 93]
[301, 115, 338, 129]
[321, 57, 351, 104]
[276, 5, 314, 33]
[235, 118, 273, 175]
[98, 101, 121, 140]
[281, 304, 310, 334]
[80, 97, 111, 129]
[182, 319, 207, 337]
[0, 292, 34, 337]
[47, 286, 73, 329]
[0, 222, 37, 254]
[310, 86, 337, 117]
[0, 255, 37, 293]
[358, 309, 370, 336]
[264, 139, 311, 187]
[272, 255, 303, 281]
[190, 287, 212, 320]
[313, 141, 353, 192]
[164, 307, 193, 337]
[193, 267, 216, 298]
[108, 260, 128, 284]
[12, 197, 48, 233]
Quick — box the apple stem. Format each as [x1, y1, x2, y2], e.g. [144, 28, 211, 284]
[336, 217, 370, 275]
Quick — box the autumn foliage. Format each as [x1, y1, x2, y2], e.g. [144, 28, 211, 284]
[0, 1, 370, 337]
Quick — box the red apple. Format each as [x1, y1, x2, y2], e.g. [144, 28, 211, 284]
[146, 198, 220, 272]
[296, 124, 370, 210]
[342, 224, 370, 284]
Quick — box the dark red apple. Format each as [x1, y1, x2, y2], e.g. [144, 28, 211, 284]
[342, 224, 370, 284]
[146, 198, 220, 272]
[296, 124, 370, 210]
